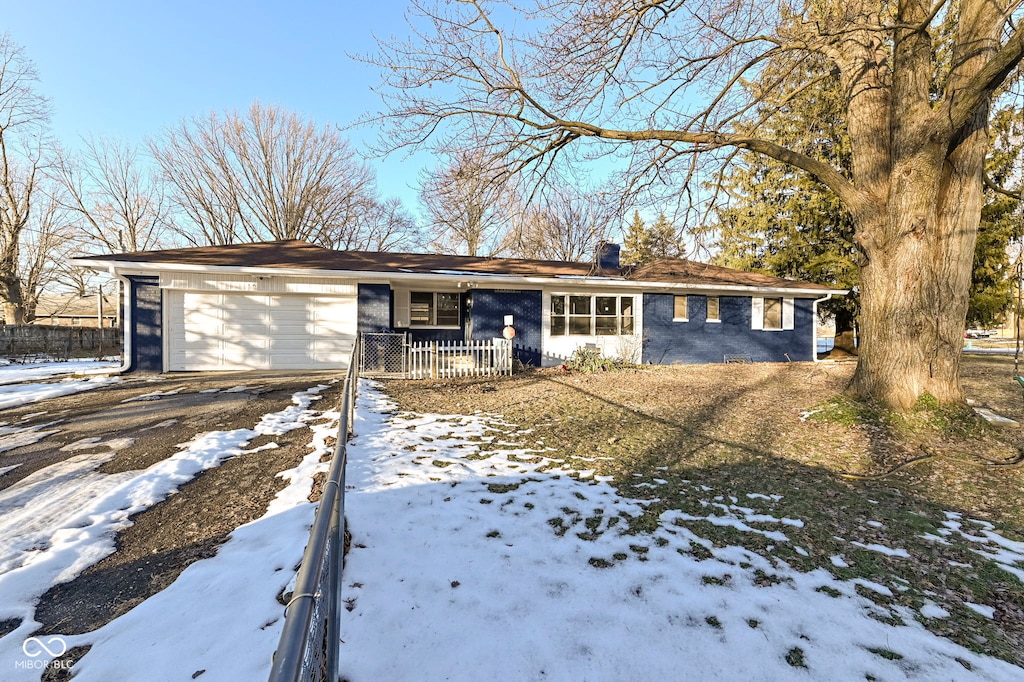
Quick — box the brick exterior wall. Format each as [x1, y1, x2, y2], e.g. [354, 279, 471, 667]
[641, 293, 814, 364]
[129, 275, 162, 372]
[468, 289, 543, 366]
[357, 283, 391, 333]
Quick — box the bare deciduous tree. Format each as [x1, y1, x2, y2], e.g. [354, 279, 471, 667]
[357, 196, 422, 252]
[150, 102, 404, 249]
[508, 186, 613, 261]
[418, 151, 518, 256]
[54, 136, 172, 254]
[18, 180, 77, 321]
[0, 32, 51, 324]
[372, 0, 1024, 410]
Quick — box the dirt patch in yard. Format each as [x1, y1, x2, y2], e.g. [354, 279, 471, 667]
[380, 356, 1024, 666]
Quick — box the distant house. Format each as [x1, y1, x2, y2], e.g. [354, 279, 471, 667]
[0, 294, 119, 328]
[70, 241, 845, 373]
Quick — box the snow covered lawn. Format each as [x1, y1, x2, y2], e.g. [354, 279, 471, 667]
[339, 380, 1024, 681]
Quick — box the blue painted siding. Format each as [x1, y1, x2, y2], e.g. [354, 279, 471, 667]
[128, 276, 162, 372]
[357, 283, 391, 333]
[641, 294, 814, 364]
[469, 289, 543, 367]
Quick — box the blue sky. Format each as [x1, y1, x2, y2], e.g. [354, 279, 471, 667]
[3, 0, 430, 207]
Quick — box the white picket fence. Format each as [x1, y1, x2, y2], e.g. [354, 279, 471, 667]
[407, 338, 513, 379]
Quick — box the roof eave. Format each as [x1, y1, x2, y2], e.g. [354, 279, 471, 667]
[69, 258, 846, 297]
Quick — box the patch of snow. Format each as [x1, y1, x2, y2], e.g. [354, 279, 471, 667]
[120, 388, 182, 403]
[0, 464, 23, 477]
[973, 407, 1019, 426]
[852, 578, 894, 597]
[965, 603, 997, 619]
[920, 601, 951, 619]
[831, 555, 850, 568]
[0, 360, 119, 386]
[0, 422, 61, 453]
[143, 419, 178, 430]
[850, 541, 910, 558]
[0, 375, 120, 410]
[921, 533, 951, 545]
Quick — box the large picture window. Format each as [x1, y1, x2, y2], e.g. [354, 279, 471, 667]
[551, 294, 634, 336]
[410, 292, 460, 327]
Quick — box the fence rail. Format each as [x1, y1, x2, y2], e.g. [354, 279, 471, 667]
[0, 325, 122, 360]
[268, 339, 359, 682]
[360, 332, 513, 379]
[408, 338, 512, 379]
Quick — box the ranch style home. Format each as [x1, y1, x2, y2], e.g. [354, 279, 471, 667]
[70, 240, 846, 373]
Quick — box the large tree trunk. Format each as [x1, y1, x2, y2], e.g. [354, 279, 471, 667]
[840, 0, 1000, 411]
[0, 249, 25, 324]
[0, 286, 25, 325]
[850, 119, 989, 411]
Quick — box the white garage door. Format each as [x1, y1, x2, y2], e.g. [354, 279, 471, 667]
[167, 292, 356, 371]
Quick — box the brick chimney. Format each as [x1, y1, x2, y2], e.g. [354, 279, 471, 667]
[597, 242, 621, 270]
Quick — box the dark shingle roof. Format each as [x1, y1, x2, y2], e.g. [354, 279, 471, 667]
[76, 240, 837, 292]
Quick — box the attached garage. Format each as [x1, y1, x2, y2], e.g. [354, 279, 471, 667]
[164, 274, 357, 371]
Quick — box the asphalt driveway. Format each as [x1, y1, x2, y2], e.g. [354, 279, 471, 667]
[0, 370, 346, 492]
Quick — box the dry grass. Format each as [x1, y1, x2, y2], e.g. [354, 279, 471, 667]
[380, 355, 1024, 667]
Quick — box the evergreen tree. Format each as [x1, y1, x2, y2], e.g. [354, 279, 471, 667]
[713, 58, 860, 352]
[622, 211, 681, 266]
[970, 107, 1024, 328]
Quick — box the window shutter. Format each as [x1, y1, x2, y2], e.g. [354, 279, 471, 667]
[393, 288, 411, 328]
[751, 297, 764, 330]
[782, 298, 795, 330]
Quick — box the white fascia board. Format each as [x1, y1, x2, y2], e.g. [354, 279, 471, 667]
[69, 258, 847, 297]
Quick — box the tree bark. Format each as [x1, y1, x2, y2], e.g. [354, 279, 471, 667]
[847, 0, 998, 410]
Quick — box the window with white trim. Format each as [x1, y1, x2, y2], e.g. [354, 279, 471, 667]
[410, 291, 460, 327]
[706, 296, 720, 322]
[551, 294, 634, 335]
[751, 297, 794, 330]
[673, 295, 688, 321]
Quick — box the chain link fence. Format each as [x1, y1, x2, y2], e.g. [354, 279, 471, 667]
[359, 332, 408, 377]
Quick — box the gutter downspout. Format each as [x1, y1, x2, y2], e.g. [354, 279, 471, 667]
[78, 270, 132, 376]
[812, 293, 833, 362]
[109, 271, 132, 374]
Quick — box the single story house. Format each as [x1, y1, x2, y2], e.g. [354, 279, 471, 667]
[70, 240, 846, 373]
